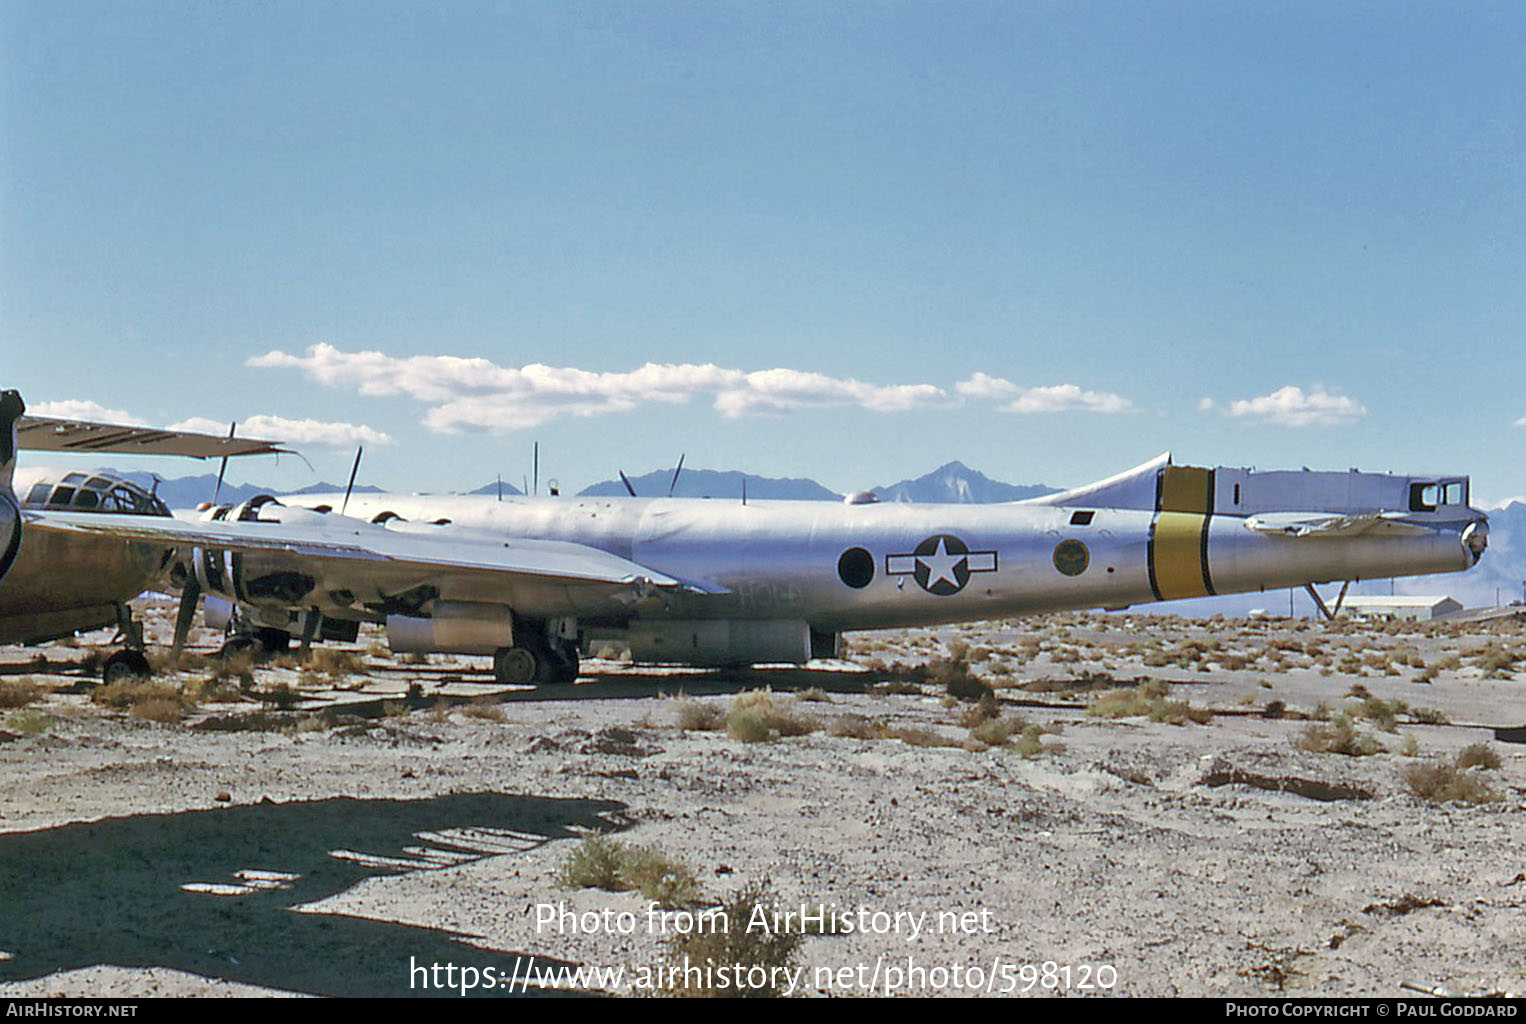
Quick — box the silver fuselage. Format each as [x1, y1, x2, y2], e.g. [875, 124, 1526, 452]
[280, 492, 1483, 632]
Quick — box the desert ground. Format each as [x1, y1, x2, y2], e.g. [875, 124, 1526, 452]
[1, 597, 1523, 998]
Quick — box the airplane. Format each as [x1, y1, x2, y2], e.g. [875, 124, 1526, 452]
[11, 385, 1491, 686]
[0, 391, 289, 681]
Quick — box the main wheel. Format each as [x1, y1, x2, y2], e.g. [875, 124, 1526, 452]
[493, 645, 547, 685]
[101, 649, 152, 685]
[252, 627, 291, 654]
[549, 643, 580, 685]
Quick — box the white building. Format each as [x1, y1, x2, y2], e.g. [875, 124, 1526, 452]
[1337, 596, 1463, 622]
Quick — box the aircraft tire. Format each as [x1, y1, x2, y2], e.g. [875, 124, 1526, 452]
[102, 649, 152, 686]
[253, 628, 291, 654]
[493, 645, 545, 685]
[548, 644, 580, 685]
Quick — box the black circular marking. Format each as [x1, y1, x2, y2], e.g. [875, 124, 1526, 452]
[837, 547, 875, 589]
[914, 534, 972, 596]
[1053, 539, 1090, 577]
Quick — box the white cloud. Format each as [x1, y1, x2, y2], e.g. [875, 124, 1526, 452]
[168, 415, 394, 449]
[1223, 386, 1367, 428]
[1513, 416, 1526, 428]
[29, 400, 147, 425]
[954, 373, 1136, 414]
[252, 344, 955, 433]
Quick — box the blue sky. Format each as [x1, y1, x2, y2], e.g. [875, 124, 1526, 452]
[4, 2, 1523, 501]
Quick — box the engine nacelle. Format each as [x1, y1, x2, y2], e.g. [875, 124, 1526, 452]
[386, 601, 516, 655]
[615, 619, 812, 666]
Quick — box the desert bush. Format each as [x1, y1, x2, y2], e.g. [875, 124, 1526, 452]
[1352, 696, 1406, 733]
[725, 690, 818, 742]
[0, 678, 42, 708]
[1455, 743, 1502, 771]
[557, 834, 701, 909]
[969, 714, 1027, 748]
[675, 699, 726, 732]
[4, 709, 53, 735]
[1011, 723, 1061, 758]
[1086, 679, 1212, 725]
[959, 689, 1000, 727]
[665, 880, 803, 997]
[306, 647, 367, 678]
[92, 679, 194, 721]
[828, 714, 878, 739]
[1475, 646, 1516, 679]
[459, 698, 507, 723]
[1295, 714, 1384, 757]
[1402, 761, 1500, 804]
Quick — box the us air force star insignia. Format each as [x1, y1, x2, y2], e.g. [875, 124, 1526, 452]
[886, 534, 998, 596]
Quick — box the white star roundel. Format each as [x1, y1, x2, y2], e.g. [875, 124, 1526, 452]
[885, 534, 998, 596]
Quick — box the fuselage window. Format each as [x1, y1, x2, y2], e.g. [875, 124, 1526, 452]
[1408, 483, 1438, 512]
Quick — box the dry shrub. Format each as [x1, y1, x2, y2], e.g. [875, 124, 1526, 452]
[0, 678, 42, 709]
[1011, 723, 1061, 758]
[459, 698, 507, 723]
[557, 834, 701, 909]
[969, 714, 1027, 748]
[828, 714, 878, 739]
[92, 679, 191, 715]
[1352, 696, 1406, 733]
[306, 647, 366, 678]
[675, 699, 725, 732]
[1476, 647, 1516, 679]
[1455, 743, 1502, 771]
[887, 725, 961, 748]
[208, 649, 256, 690]
[826, 714, 960, 748]
[726, 690, 818, 743]
[959, 689, 1000, 727]
[4, 709, 53, 736]
[1295, 715, 1384, 757]
[1403, 761, 1500, 804]
[665, 880, 803, 997]
[1087, 679, 1212, 725]
[130, 697, 186, 723]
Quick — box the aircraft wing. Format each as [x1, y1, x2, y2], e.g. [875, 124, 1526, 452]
[22, 508, 680, 590]
[16, 416, 290, 459]
[1242, 512, 1432, 538]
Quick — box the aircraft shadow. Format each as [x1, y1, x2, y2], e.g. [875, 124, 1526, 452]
[0, 792, 628, 997]
[502, 665, 878, 703]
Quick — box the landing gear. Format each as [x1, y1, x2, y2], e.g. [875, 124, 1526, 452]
[101, 602, 151, 685]
[493, 645, 545, 685]
[252, 627, 291, 654]
[101, 649, 151, 685]
[492, 636, 580, 685]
